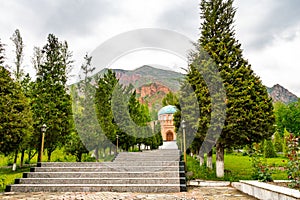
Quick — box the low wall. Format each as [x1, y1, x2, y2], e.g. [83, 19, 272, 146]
[232, 180, 300, 200]
[188, 180, 230, 187]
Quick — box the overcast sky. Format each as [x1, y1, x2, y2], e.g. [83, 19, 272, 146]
[1, 0, 300, 96]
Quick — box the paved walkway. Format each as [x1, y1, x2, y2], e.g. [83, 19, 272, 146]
[0, 187, 257, 200]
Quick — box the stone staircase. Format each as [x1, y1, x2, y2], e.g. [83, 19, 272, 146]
[6, 149, 186, 193]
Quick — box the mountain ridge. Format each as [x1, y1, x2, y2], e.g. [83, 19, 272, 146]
[98, 65, 298, 105]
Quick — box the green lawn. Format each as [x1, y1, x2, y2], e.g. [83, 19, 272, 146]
[0, 167, 30, 192]
[0, 148, 117, 192]
[187, 153, 288, 181]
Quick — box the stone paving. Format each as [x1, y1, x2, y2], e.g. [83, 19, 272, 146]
[0, 187, 257, 200]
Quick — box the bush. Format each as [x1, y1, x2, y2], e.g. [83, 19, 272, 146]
[264, 140, 277, 158]
[285, 133, 300, 189]
[283, 128, 290, 155]
[273, 131, 283, 152]
[251, 143, 273, 182]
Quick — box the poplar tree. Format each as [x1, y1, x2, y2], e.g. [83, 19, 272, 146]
[31, 34, 73, 161]
[10, 29, 24, 81]
[188, 0, 275, 177]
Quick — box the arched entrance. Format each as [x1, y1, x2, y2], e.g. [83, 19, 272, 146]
[166, 131, 174, 141]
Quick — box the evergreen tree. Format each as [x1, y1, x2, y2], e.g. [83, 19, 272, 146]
[0, 66, 33, 159]
[189, 0, 275, 177]
[95, 69, 119, 147]
[264, 139, 277, 158]
[162, 92, 179, 107]
[31, 34, 73, 161]
[273, 131, 283, 152]
[71, 54, 105, 157]
[95, 69, 157, 151]
[275, 100, 300, 137]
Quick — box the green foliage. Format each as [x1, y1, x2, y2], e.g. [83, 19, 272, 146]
[95, 69, 118, 145]
[71, 54, 105, 156]
[264, 139, 277, 158]
[30, 34, 74, 160]
[285, 133, 300, 189]
[64, 131, 89, 162]
[0, 66, 33, 156]
[95, 69, 158, 151]
[187, 153, 287, 182]
[274, 100, 300, 137]
[181, 0, 275, 177]
[283, 128, 290, 155]
[162, 91, 179, 107]
[0, 167, 31, 192]
[273, 131, 283, 152]
[251, 143, 273, 182]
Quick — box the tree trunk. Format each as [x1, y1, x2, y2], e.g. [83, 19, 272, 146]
[199, 151, 204, 166]
[207, 150, 213, 169]
[77, 153, 82, 162]
[12, 150, 18, 171]
[20, 149, 25, 168]
[95, 146, 99, 162]
[37, 147, 41, 163]
[47, 151, 52, 162]
[216, 142, 224, 177]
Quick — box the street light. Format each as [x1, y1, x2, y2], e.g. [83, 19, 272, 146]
[38, 124, 47, 163]
[182, 120, 187, 166]
[116, 134, 119, 153]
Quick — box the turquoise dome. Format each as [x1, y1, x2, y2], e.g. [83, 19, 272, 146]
[158, 105, 177, 116]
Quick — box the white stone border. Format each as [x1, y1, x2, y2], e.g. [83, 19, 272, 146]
[232, 180, 300, 200]
[188, 180, 230, 187]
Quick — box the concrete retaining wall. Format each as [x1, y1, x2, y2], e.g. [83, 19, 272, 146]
[232, 180, 300, 200]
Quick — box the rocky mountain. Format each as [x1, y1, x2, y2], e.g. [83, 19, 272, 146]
[267, 84, 298, 104]
[136, 82, 171, 109]
[99, 65, 183, 91]
[97, 65, 298, 105]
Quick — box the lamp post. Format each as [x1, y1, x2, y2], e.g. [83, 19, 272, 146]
[182, 120, 187, 166]
[180, 132, 183, 152]
[116, 134, 119, 153]
[39, 124, 47, 163]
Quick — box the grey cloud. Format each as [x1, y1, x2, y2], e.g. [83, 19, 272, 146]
[157, 0, 199, 40]
[17, 0, 120, 36]
[244, 0, 300, 49]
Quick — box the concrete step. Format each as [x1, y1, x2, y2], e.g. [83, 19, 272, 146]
[15, 177, 185, 185]
[37, 161, 184, 167]
[23, 171, 183, 178]
[6, 149, 186, 193]
[6, 184, 183, 193]
[30, 166, 184, 172]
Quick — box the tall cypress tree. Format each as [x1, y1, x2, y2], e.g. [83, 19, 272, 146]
[188, 0, 275, 177]
[31, 34, 73, 161]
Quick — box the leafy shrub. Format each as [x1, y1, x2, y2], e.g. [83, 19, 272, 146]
[264, 139, 277, 158]
[251, 143, 273, 182]
[273, 131, 283, 152]
[285, 133, 300, 189]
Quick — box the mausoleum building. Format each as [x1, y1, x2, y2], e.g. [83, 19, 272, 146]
[158, 105, 177, 142]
